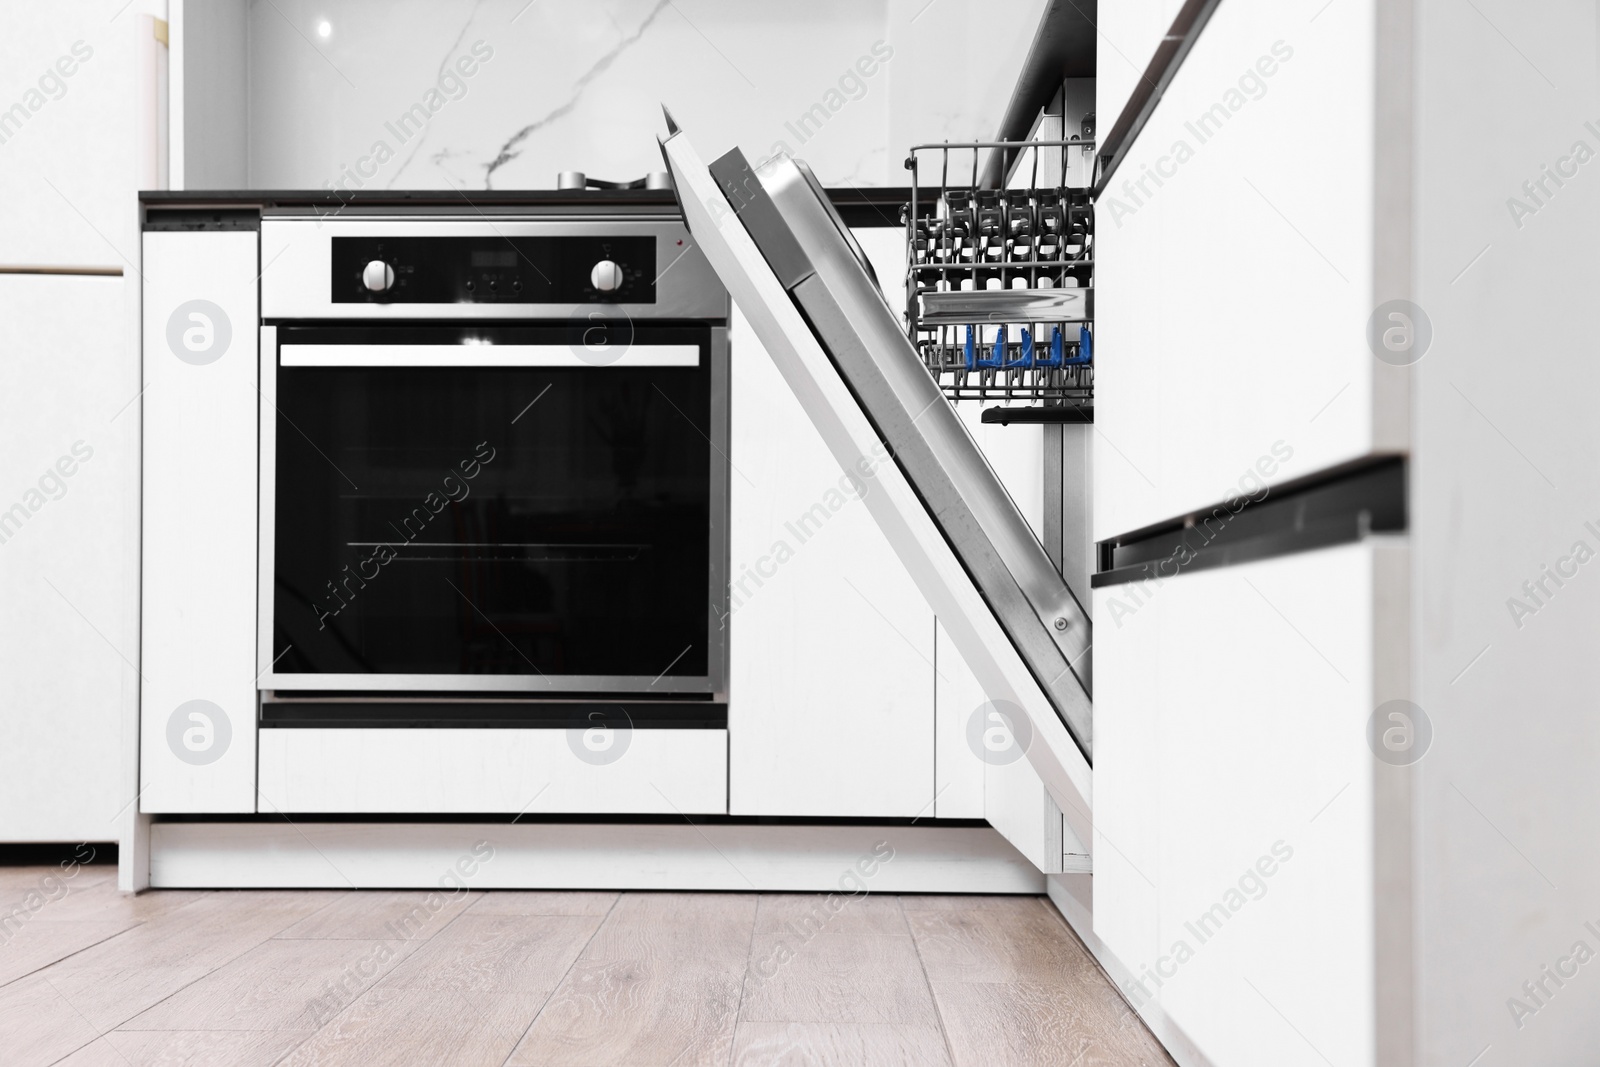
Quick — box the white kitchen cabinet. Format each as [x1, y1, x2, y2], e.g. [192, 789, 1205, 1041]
[727, 228, 936, 817]
[0, 274, 138, 842]
[1086, 1, 1419, 1061]
[1094, 542, 1392, 1067]
[139, 229, 260, 814]
[1095, 0, 1399, 540]
[1094, 0, 1186, 148]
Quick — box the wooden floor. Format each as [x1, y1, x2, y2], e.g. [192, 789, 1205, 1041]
[0, 864, 1174, 1067]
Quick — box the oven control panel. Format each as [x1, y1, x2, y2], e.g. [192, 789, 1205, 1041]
[331, 235, 656, 304]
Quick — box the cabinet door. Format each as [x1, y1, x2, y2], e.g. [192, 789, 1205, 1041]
[728, 229, 934, 817]
[0, 274, 136, 841]
[1093, 542, 1389, 1067]
[1095, 0, 1396, 539]
[139, 231, 259, 814]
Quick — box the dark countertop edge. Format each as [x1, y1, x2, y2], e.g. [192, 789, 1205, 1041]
[138, 186, 912, 226]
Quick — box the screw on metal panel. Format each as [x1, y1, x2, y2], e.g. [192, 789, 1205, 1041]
[1053, 617, 1068, 631]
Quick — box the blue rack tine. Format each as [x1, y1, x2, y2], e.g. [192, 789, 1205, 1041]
[1037, 325, 1063, 368]
[1064, 323, 1091, 366]
[977, 325, 1005, 369]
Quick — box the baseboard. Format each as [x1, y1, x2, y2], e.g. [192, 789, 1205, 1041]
[148, 820, 1048, 893]
[1046, 874, 1215, 1067]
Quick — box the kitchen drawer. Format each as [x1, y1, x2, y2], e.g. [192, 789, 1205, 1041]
[257, 728, 728, 815]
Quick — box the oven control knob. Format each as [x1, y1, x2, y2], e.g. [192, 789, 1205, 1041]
[590, 260, 624, 292]
[362, 260, 395, 292]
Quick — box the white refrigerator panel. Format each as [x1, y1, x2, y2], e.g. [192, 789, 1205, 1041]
[0, 274, 136, 841]
[0, 4, 146, 269]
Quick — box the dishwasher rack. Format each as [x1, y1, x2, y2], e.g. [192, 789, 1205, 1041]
[904, 139, 1095, 417]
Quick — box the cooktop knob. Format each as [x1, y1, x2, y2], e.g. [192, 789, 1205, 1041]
[362, 260, 395, 292]
[590, 260, 624, 292]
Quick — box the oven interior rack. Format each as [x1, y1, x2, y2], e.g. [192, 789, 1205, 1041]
[904, 139, 1095, 419]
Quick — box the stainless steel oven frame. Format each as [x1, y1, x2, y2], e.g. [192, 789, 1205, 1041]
[255, 216, 730, 698]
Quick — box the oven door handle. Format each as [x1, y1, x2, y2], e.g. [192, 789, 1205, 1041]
[278, 344, 701, 368]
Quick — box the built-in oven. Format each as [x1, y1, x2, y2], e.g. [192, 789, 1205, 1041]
[257, 215, 729, 715]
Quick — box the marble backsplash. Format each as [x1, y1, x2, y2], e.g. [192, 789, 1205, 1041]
[244, 0, 1045, 191]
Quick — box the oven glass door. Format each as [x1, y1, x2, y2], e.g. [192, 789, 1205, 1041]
[267, 323, 721, 692]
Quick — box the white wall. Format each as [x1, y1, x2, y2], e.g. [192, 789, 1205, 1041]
[885, 0, 1050, 156]
[172, 0, 247, 188]
[234, 0, 1037, 192]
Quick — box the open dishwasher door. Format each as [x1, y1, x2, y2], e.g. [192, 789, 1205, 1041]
[660, 119, 1094, 848]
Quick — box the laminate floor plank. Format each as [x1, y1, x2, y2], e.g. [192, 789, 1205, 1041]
[740, 930, 941, 1027]
[49, 890, 349, 972]
[0, 866, 114, 890]
[51, 1029, 312, 1067]
[0, 919, 134, 986]
[277, 986, 545, 1067]
[729, 1021, 953, 1067]
[581, 892, 756, 962]
[121, 936, 416, 1031]
[929, 979, 1176, 1067]
[753, 892, 911, 938]
[906, 898, 1095, 984]
[0, 883, 209, 926]
[467, 891, 619, 917]
[507, 954, 744, 1067]
[275, 889, 480, 941]
[898, 895, 1050, 914]
[378, 914, 603, 996]
[0, 971, 107, 1066]
[33, 891, 349, 1032]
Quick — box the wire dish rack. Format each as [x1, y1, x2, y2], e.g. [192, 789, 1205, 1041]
[903, 139, 1094, 420]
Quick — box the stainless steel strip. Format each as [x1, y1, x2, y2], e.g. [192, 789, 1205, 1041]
[919, 288, 1093, 325]
[279, 344, 701, 368]
[259, 672, 720, 694]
